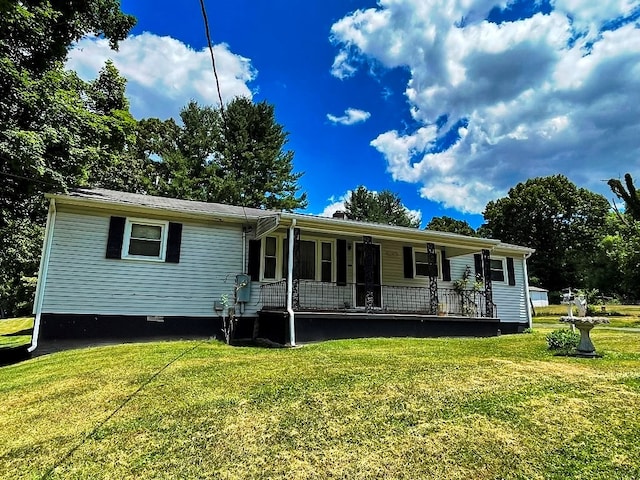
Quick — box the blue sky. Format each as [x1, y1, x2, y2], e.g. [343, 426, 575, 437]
[67, 0, 640, 227]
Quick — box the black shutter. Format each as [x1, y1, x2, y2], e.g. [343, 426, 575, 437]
[248, 240, 261, 281]
[474, 253, 484, 279]
[403, 246, 414, 279]
[442, 249, 451, 281]
[106, 216, 125, 259]
[165, 222, 183, 263]
[506, 257, 516, 286]
[336, 239, 347, 286]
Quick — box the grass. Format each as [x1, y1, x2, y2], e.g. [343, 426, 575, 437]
[534, 304, 640, 328]
[1, 331, 639, 479]
[0, 317, 33, 349]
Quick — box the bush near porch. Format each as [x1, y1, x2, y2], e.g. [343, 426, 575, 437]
[1, 329, 639, 479]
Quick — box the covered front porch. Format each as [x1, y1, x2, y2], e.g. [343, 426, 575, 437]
[260, 280, 497, 318]
[257, 279, 500, 343]
[249, 211, 506, 344]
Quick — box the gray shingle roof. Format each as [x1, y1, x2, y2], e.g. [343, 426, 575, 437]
[63, 188, 272, 219]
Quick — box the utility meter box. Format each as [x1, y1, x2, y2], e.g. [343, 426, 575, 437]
[235, 274, 252, 303]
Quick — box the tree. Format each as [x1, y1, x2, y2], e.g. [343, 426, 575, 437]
[144, 98, 307, 210]
[608, 173, 640, 222]
[482, 175, 610, 293]
[0, 1, 137, 316]
[215, 98, 306, 210]
[426, 216, 476, 236]
[344, 186, 420, 227]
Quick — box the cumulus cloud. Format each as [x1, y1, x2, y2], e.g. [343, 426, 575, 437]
[66, 32, 256, 119]
[319, 191, 352, 217]
[331, 0, 640, 213]
[327, 107, 372, 125]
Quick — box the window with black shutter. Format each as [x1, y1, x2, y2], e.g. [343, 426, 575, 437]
[106, 216, 181, 263]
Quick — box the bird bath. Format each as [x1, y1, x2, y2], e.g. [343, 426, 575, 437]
[559, 289, 609, 357]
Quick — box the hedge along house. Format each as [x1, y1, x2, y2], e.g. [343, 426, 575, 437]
[30, 188, 534, 351]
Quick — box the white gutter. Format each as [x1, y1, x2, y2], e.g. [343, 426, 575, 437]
[522, 252, 533, 329]
[286, 219, 296, 346]
[279, 211, 501, 250]
[242, 227, 247, 274]
[29, 198, 57, 353]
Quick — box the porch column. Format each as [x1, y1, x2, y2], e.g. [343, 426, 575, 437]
[363, 235, 374, 312]
[286, 221, 298, 346]
[292, 227, 301, 310]
[482, 249, 495, 317]
[427, 242, 438, 315]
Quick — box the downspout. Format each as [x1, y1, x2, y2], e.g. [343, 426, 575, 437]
[286, 219, 296, 346]
[29, 198, 57, 353]
[522, 252, 533, 329]
[242, 227, 247, 274]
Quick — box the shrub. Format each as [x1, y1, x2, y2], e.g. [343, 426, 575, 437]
[546, 328, 580, 354]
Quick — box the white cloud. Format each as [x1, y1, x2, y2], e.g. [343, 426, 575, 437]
[66, 32, 256, 119]
[331, 50, 358, 79]
[319, 191, 352, 217]
[327, 108, 372, 125]
[331, 0, 640, 213]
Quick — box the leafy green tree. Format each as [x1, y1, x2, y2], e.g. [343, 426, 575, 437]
[482, 175, 610, 293]
[586, 210, 640, 302]
[0, 0, 137, 316]
[144, 98, 307, 210]
[1, 1, 136, 215]
[344, 186, 420, 227]
[426, 216, 476, 236]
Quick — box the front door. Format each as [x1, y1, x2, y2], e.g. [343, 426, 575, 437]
[355, 243, 381, 308]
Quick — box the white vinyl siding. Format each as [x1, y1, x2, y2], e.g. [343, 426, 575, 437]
[41, 208, 260, 317]
[447, 255, 527, 324]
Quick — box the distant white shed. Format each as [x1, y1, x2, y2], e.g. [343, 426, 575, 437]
[529, 286, 549, 307]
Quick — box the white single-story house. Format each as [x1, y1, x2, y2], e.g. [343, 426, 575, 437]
[529, 286, 549, 307]
[29, 188, 535, 351]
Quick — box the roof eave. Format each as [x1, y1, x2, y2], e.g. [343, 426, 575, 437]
[279, 212, 501, 250]
[45, 192, 264, 224]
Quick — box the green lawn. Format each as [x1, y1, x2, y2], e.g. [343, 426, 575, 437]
[534, 304, 640, 328]
[1, 331, 639, 479]
[0, 317, 33, 349]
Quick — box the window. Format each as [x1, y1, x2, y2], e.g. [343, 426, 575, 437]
[415, 250, 439, 277]
[490, 258, 505, 282]
[299, 240, 316, 280]
[264, 236, 277, 279]
[321, 242, 332, 282]
[280, 237, 333, 281]
[122, 219, 168, 260]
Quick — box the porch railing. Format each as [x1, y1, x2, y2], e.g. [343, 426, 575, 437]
[259, 281, 497, 318]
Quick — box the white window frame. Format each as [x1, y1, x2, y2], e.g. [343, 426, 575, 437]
[489, 256, 507, 283]
[261, 234, 335, 282]
[261, 235, 282, 281]
[319, 241, 335, 283]
[121, 218, 169, 262]
[414, 248, 442, 280]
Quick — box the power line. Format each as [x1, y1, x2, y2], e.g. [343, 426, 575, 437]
[0, 171, 62, 189]
[198, 0, 226, 118]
